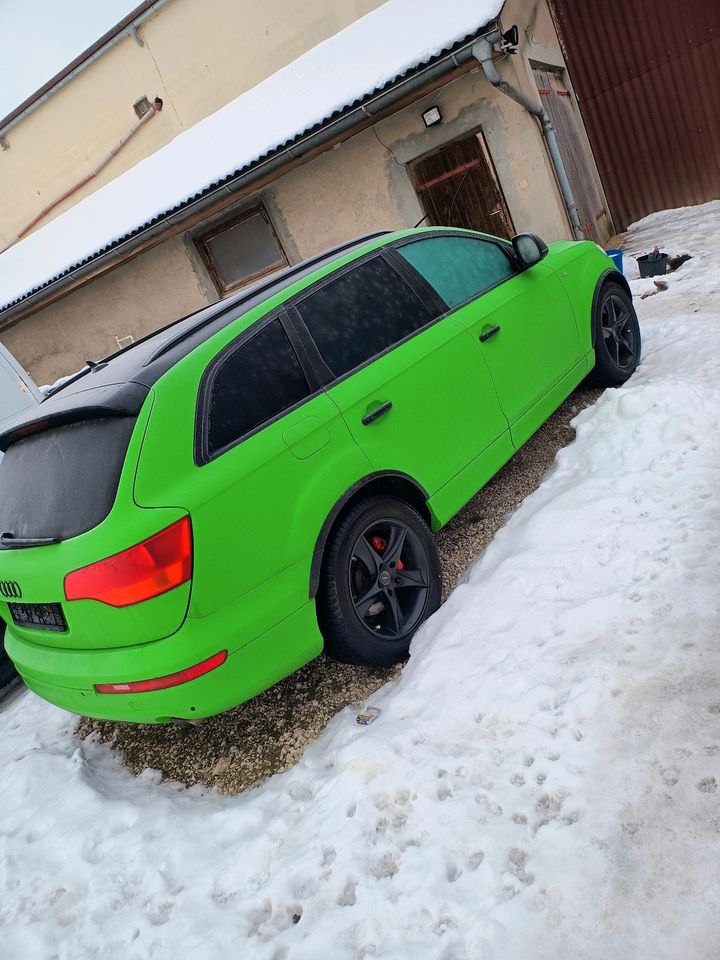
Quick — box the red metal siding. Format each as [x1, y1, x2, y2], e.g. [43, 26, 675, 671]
[549, 0, 720, 229]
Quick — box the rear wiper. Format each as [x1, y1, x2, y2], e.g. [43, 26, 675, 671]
[0, 533, 61, 548]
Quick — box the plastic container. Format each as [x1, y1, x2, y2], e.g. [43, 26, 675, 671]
[605, 248, 624, 274]
[637, 252, 669, 277]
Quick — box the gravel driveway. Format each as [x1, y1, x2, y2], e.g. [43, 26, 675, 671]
[77, 385, 602, 793]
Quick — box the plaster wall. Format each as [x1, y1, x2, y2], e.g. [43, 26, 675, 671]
[1, 234, 211, 385]
[3, 1, 608, 385]
[0, 0, 386, 247]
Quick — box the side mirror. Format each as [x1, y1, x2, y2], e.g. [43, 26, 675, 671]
[512, 233, 549, 269]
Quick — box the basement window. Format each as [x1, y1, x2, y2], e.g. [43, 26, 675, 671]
[195, 206, 289, 295]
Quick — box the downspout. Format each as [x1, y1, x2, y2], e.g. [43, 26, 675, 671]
[0, 0, 173, 138]
[472, 32, 585, 240]
[7, 99, 164, 248]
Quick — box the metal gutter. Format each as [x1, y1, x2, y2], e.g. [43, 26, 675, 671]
[0, 25, 498, 325]
[472, 32, 584, 239]
[0, 0, 172, 138]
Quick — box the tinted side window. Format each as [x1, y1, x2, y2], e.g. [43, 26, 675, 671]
[296, 256, 434, 378]
[205, 318, 309, 456]
[397, 236, 515, 308]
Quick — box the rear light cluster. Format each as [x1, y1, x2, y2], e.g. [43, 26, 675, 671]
[64, 516, 192, 608]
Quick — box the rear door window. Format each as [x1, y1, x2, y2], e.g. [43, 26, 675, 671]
[397, 235, 516, 308]
[295, 256, 436, 378]
[202, 317, 310, 459]
[0, 417, 136, 542]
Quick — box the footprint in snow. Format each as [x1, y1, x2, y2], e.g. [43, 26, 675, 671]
[466, 850, 485, 871]
[507, 848, 534, 886]
[660, 766, 680, 786]
[437, 783, 452, 801]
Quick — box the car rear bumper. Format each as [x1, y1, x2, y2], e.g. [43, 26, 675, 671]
[6, 600, 322, 723]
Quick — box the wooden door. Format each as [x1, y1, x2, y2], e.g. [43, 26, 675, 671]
[411, 131, 514, 239]
[533, 67, 612, 243]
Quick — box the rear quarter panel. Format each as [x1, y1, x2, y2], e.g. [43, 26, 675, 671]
[133, 317, 371, 621]
[0, 397, 191, 650]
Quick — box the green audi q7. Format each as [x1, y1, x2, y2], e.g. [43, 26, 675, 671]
[0, 227, 640, 724]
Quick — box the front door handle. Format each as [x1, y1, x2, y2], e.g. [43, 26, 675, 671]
[479, 324, 501, 342]
[362, 401, 393, 426]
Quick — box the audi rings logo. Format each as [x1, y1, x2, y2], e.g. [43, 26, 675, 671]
[0, 580, 21, 599]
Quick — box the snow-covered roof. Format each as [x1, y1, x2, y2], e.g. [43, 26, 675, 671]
[0, 0, 503, 315]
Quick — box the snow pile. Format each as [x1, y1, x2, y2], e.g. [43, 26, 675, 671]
[619, 200, 716, 286]
[2, 200, 720, 958]
[0, 0, 503, 311]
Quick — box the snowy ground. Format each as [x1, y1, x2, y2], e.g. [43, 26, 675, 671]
[2, 201, 720, 959]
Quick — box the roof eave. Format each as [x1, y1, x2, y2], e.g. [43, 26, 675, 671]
[0, 21, 500, 327]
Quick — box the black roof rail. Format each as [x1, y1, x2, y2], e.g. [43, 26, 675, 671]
[143, 230, 391, 366]
[44, 230, 391, 396]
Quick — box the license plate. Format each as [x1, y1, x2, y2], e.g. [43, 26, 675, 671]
[9, 602, 67, 632]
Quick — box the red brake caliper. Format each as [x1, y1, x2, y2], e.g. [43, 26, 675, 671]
[371, 535, 404, 570]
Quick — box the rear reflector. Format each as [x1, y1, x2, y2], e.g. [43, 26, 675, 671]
[95, 650, 227, 694]
[64, 516, 192, 607]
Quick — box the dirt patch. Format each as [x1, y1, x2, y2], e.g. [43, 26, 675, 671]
[77, 385, 602, 794]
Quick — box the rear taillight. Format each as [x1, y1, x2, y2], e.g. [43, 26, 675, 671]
[95, 650, 227, 694]
[64, 516, 192, 607]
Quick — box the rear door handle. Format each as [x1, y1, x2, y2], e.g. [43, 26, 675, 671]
[479, 324, 501, 342]
[362, 401, 393, 426]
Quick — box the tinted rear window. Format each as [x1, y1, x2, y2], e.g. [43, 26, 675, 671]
[0, 417, 136, 543]
[296, 256, 435, 378]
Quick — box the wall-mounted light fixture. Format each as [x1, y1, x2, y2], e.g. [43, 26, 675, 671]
[422, 105, 442, 128]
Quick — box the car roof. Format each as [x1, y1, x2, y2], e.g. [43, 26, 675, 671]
[0, 226, 498, 449]
[53, 229, 396, 395]
[0, 229, 399, 448]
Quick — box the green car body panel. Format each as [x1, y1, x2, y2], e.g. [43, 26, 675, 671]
[0, 228, 624, 723]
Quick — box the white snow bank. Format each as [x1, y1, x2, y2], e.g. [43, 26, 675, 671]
[2, 200, 720, 958]
[0, 0, 503, 311]
[618, 197, 719, 280]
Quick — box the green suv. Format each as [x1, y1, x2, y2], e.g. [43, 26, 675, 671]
[0, 228, 640, 724]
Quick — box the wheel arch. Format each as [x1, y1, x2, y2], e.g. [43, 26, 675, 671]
[308, 471, 430, 599]
[591, 269, 633, 347]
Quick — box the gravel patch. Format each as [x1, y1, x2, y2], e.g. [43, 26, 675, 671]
[77, 385, 602, 794]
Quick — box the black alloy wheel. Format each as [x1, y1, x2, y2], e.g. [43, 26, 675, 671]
[602, 293, 637, 369]
[349, 519, 430, 641]
[591, 282, 641, 386]
[318, 496, 441, 666]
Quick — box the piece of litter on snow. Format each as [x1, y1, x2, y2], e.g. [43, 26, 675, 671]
[356, 706, 382, 725]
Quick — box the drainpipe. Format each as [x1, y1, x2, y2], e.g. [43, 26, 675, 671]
[8, 98, 164, 247]
[0, 0, 173, 139]
[472, 33, 585, 240]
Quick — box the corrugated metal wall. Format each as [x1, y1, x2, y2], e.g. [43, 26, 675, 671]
[549, 0, 720, 230]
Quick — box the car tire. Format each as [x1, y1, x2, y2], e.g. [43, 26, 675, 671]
[318, 496, 441, 667]
[590, 280, 641, 386]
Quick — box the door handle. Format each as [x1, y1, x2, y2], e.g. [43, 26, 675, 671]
[479, 324, 501, 342]
[362, 401, 393, 426]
